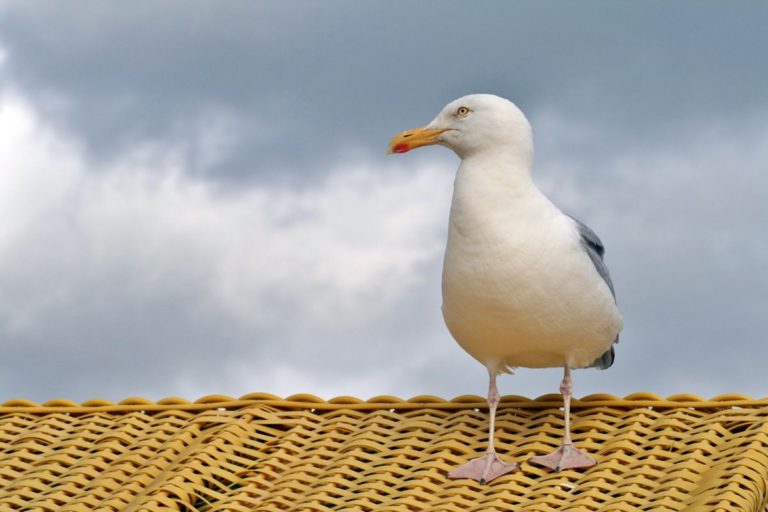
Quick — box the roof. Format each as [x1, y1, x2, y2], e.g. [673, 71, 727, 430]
[1, 392, 768, 511]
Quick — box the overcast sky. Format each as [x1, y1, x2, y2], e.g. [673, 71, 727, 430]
[1, 1, 766, 403]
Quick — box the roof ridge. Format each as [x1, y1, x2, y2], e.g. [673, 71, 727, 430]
[1, 392, 765, 414]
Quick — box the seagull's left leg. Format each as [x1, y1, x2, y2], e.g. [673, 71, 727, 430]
[448, 370, 519, 484]
[529, 366, 596, 471]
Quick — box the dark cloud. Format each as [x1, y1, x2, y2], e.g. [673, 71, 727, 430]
[1, 1, 766, 186]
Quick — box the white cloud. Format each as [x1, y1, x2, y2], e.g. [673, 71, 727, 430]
[0, 90, 453, 400]
[2, 83, 767, 403]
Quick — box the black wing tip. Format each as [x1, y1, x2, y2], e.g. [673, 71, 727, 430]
[591, 344, 616, 370]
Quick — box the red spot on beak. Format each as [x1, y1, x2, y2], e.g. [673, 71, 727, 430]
[392, 143, 411, 154]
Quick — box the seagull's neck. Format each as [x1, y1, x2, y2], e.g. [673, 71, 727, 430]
[457, 148, 538, 199]
[448, 146, 555, 258]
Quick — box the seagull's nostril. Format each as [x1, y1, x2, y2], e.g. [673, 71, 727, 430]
[403, 133, 413, 138]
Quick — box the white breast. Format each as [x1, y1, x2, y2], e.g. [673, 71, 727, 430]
[441, 159, 622, 373]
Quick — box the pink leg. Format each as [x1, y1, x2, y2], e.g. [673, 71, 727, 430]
[448, 370, 519, 483]
[529, 367, 596, 471]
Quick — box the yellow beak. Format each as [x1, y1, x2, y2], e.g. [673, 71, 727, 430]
[388, 126, 449, 154]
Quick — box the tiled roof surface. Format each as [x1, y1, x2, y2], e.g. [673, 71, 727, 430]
[1, 392, 768, 511]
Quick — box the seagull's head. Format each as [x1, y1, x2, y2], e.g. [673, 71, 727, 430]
[388, 94, 533, 161]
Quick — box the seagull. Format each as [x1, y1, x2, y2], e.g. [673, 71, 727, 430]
[388, 94, 622, 483]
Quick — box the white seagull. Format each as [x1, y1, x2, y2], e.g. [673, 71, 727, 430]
[389, 94, 623, 483]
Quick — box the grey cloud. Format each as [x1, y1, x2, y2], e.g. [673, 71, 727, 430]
[0, 100, 456, 402]
[0, 1, 767, 404]
[535, 117, 768, 398]
[1, 1, 766, 187]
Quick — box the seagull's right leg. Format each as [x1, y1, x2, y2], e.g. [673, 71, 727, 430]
[528, 366, 597, 471]
[448, 369, 519, 484]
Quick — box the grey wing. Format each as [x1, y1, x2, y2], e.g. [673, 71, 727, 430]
[569, 215, 615, 299]
[568, 215, 619, 370]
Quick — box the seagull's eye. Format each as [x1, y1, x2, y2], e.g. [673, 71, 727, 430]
[457, 106, 471, 117]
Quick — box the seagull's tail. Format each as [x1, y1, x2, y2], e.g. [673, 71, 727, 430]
[589, 343, 616, 370]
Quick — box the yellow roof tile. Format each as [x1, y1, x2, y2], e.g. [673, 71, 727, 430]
[1, 393, 768, 511]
